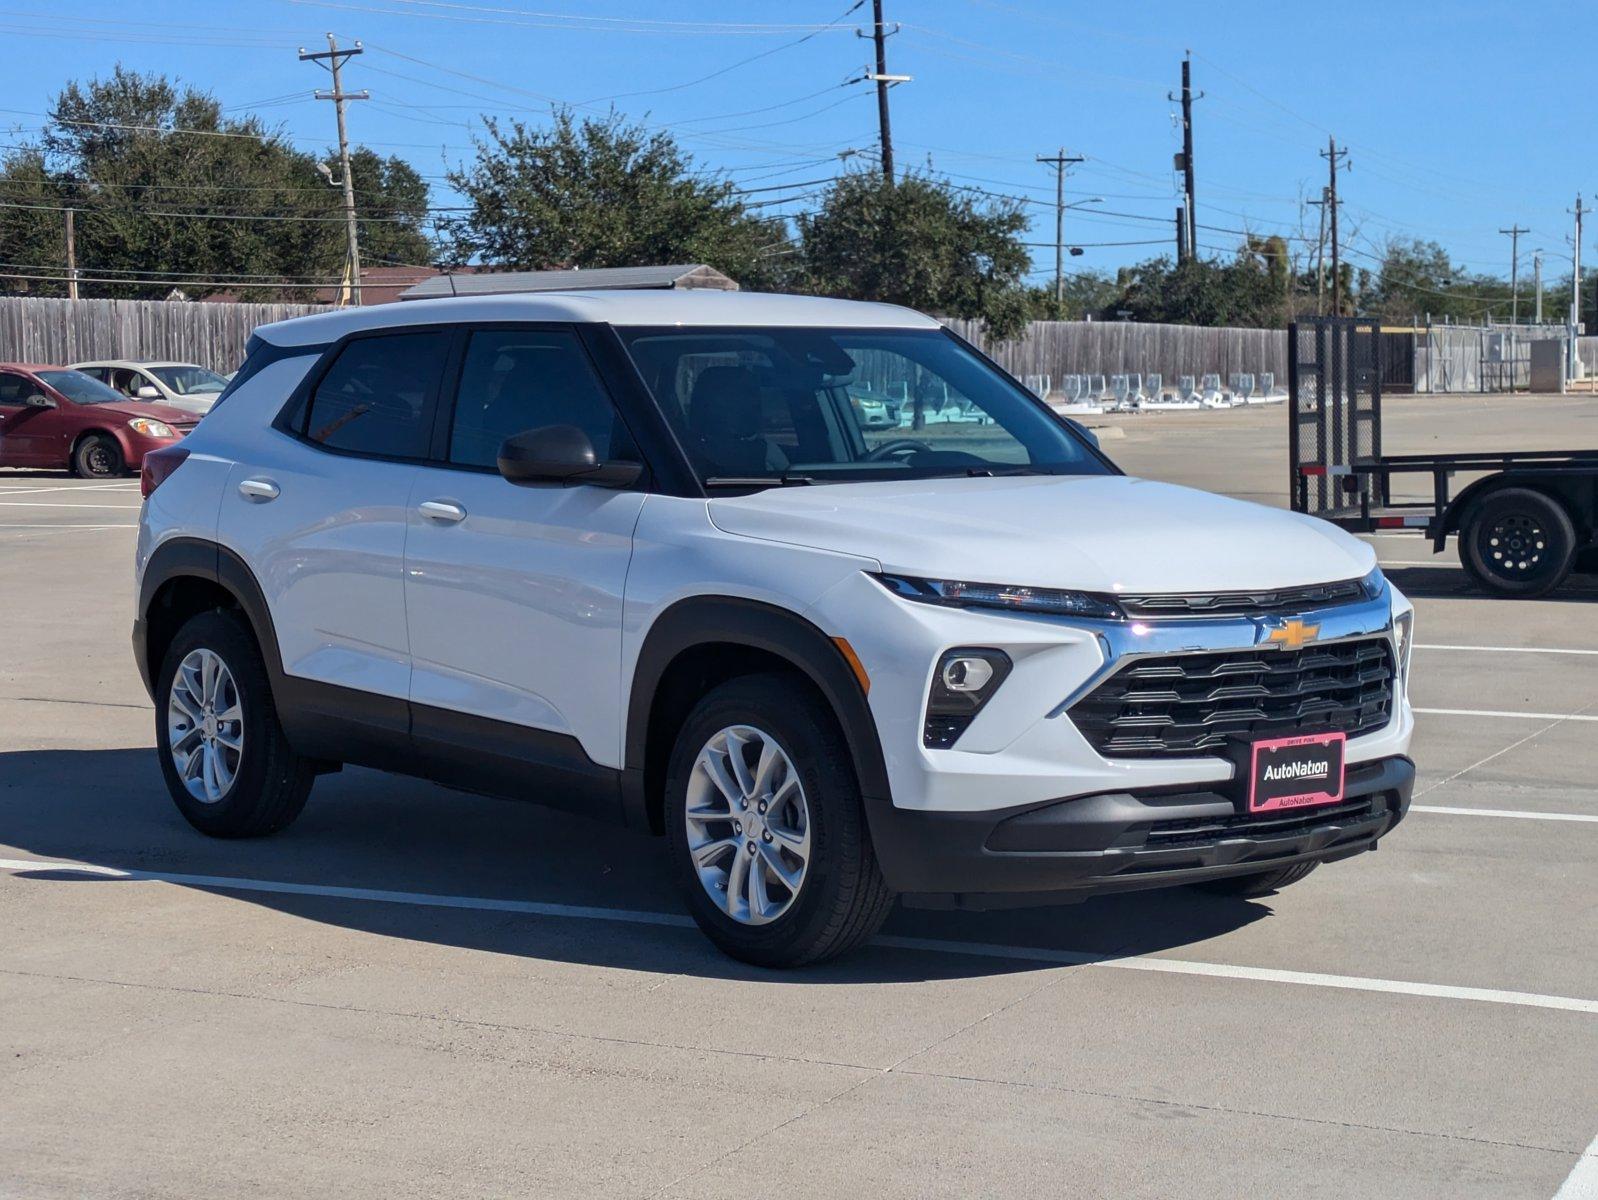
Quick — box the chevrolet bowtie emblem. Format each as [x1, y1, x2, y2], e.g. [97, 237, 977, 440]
[1265, 619, 1321, 650]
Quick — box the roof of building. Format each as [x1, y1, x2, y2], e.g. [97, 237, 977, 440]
[398, 263, 737, 301]
[254, 289, 940, 347]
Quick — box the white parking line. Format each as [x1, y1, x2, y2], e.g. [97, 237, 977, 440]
[0, 524, 137, 532]
[1555, 1130, 1598, 1199]
[1418, 644, 1598, 657]
[1416, 708, 1598, 723]
[2, 856, 1595, 1015]
[0, 501, 143, 510]
[1412, 806, 1598, 824]
[0, 482, 139, 496]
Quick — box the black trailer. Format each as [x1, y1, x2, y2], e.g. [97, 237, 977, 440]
[1288, 316, 1598, 597]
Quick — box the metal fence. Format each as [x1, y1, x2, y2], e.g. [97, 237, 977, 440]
[1413, 323, 1569, 393]
[0, 297, 331, 373]
[941, 317, 1288, 392]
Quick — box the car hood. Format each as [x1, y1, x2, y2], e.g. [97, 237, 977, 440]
[90, 400, 197, 424]
[707, 474, 1377, 594]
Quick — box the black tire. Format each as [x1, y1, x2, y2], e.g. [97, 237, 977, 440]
[1194, 861, 1319, 898]
[1458, 487, 1577, 598]
[664, 672, 895, 968]
[155, 609, 315, 838]
[73, 433, 124, 478]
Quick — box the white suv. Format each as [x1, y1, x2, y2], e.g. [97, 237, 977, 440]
[133, 290, 1416, 966]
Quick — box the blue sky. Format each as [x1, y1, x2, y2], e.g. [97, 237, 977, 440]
[4, 1, 1591, 289]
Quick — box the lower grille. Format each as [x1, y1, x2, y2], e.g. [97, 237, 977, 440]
[1139, 797, 1379, 848]
[1069, 636, 1395, 758]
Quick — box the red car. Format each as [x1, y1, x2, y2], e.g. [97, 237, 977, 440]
[0, 363, 199, 477]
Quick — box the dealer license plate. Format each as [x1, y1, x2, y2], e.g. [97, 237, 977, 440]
[1248, 732, 1346, 813]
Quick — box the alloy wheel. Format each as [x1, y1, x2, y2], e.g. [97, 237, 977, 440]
[166, 648, 244, 804]
[684, 725, 811, 926]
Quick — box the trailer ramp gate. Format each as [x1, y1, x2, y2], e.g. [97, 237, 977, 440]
[1289, 317, 1383, 519]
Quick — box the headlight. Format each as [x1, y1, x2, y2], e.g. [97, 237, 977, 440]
[1394, 609, 1414, 686]
[128, 418, 176, 439]
[876, 573, 1123, 620]
[1360, 566, 1387, 599]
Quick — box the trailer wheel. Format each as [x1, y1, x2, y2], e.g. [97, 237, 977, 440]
[1458, 487, 1576, 598]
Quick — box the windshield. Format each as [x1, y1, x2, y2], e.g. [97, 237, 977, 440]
[36, 370, 130, 405]
[619, 327, 1112, 487]
[148, 365, 229, 395]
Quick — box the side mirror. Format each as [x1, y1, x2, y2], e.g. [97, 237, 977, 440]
[21, 391, 55, 409]
[497, 424, 643, 489]
[135, 385, 162, 400]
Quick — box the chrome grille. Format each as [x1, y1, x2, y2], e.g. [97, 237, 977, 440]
[1114, 578, 1367, 619]
[1069, 635, 1394, 758]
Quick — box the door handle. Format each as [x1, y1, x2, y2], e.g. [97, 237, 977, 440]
[238, 477, 280, 502]
[418, 499, 467, 523]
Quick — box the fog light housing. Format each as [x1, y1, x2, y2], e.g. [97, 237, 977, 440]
[924, 648, 1012, 749]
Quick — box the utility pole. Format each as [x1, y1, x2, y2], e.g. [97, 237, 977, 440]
[1320, 138, 1349, 315]
[1571, 195, 1586, 334]
[1168, 52, 1202, 261]
[1036, 147, 1084, 309]
[1498, 224, 1528, 324]
[1175, 207, 1187, 261]
[1533, 250, 1543, 324]
[860, 2, 909, 184]
[63, 208, 78, 301]
[301, 34, 369, 306]
[1310, 186, 1329, 315]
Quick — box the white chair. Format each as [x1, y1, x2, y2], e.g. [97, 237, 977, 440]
[1109, 374, 1130, 411]
[1144, 373, 1163, 404]
[1199, 373, 1230, 408]
[1060, 374, 1082, 404]
[1088, 374, 1108, 403]
[1127, 373, 1147, 408]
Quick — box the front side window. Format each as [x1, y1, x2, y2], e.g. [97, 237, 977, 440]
[148, 364, 230, 395]
[35, 370, 128, 405]
[448, 329, 626, 469]
[619, 327, 1109, 486]
[302, 331, 450, 459]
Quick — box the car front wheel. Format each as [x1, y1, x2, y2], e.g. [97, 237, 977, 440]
[664, 673, 895, 967]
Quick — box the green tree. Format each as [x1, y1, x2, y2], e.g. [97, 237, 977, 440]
[1363, 238, 1515, 324]
[1103, 252, 1284, 327]
[796, 171, 1031, 339]
[442, 109, 781, 287]
[0, 66, 433, 300]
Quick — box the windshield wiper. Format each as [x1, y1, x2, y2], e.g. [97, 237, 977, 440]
[703, 473, 816, 488]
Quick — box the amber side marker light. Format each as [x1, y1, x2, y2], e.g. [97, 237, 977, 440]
[832, 637, 870, 695]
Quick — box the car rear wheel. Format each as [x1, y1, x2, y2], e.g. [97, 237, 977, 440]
[155, 610, 315, 837]
[664, 673, 895, 967]
[1458, 487, 1576, 598]
[1193, 861, 1318, 898]
[73, 433, 124, 478]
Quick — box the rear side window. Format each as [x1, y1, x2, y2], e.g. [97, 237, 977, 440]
[447, 329, 626, 468]
[303, 331, 450, 459]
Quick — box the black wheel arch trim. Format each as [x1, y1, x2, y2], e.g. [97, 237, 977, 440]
[623, 595, 892, 833]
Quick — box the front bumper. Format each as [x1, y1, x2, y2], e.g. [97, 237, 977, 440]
[871, 754, 1414, 907]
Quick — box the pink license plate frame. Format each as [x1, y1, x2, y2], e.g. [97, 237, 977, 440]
[1247, 731, 1347, 813]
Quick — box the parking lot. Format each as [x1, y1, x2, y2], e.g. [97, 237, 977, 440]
[2, 397, 1595, 1198]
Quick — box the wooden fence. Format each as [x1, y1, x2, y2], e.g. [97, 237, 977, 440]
[942, 317, 1288, 390]
[0, 296, 1291, 385]
[0, 297, 331, 373]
